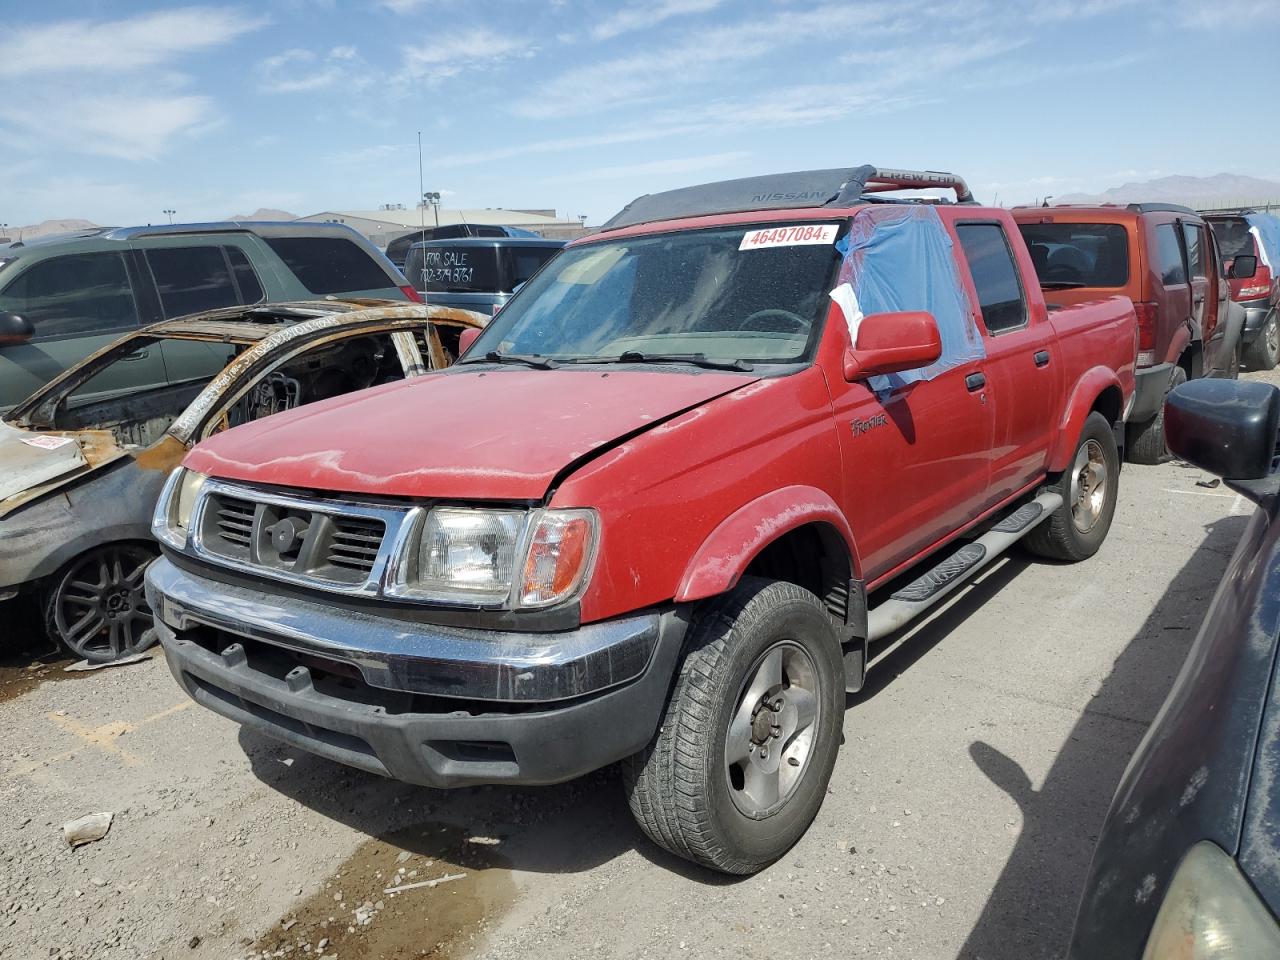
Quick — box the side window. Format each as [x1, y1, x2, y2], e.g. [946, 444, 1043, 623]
[0, 252, 138, 340]
[261, 237, 392, 295]
[508, 248, 560, 289]
[1154, 224, 1187, 285]
[226, 247, 265, 303]
[954, 223, 1028, 334]
[1182, 223, 1206, 279]
[146, 246, 242, 318]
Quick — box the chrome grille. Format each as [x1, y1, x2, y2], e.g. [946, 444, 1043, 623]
[192, 480, 415, 597]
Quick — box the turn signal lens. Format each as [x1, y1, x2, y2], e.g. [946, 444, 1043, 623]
[519, 510, 597, 608]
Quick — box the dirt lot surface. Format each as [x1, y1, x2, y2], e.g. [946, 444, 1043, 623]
[2, 370, 1273, 960]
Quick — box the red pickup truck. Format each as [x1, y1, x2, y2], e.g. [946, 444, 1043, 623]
[145, 166, 1137, 874]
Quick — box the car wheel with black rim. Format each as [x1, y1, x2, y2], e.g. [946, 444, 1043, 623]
[43, 544, 158, 662]
[622, 577, 844, 875]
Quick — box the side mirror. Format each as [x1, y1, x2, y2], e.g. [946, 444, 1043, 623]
[1165, 379, 1280, 481]
[457, 327, 482, 357]
[0, 311, 33, 346]
[843, 311, 942, 382]
[1229, 254, 1258, 280]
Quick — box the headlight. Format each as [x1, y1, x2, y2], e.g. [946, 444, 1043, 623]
[1142, 841, 1280, 959]
[151, 467, 208, 549]
[390, 506, 597, 608]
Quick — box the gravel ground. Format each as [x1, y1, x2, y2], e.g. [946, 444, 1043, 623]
[2, 369, 1272, 960]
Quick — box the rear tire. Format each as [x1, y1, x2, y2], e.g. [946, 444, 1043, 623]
[1127, 366, 1187, 465]
[1025, 411, 1119, 562]
[1243, 310, 1280, 372]
[623, 577, 844, 875]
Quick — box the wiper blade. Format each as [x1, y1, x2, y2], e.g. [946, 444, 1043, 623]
[465, 351, 558, 370]
[1039, 280, 1086, 289]
[610, 351, 755, 372]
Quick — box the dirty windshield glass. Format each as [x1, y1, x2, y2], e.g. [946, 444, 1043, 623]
[467, 225, 843, 364]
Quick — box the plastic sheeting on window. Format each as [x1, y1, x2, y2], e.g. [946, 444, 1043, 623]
[831, 204, 983, 394]
[1246, 213, 1280, 270]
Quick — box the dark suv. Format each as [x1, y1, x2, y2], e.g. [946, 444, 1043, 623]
[0, 222, 416, 409]
[405, 237, 564, 316]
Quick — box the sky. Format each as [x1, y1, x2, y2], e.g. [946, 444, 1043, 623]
[2, 0, 1279, 228]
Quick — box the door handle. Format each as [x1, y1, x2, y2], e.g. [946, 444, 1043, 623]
[965, 371, 986, 392]
[121, 348, 150, 361]
[1034, 350, 1051, 367]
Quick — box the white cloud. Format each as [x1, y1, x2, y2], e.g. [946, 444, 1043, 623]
[0, 7, 267, 77]
[256, 46, 370, 93]
[402, 29, 534, 81]
[1173, 0, 1280, 27]
[379, 0, 429, 12]
[544, 151, 752, 182]
[591, 0, 724, 40]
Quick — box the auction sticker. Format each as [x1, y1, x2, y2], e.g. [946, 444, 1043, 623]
[21, 435, 75, 450]
[740, 224, 838, 250]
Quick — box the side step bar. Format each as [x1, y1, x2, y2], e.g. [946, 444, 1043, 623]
[866, 491, 1062, 644]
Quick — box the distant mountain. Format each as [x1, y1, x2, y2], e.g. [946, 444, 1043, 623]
[225, 208, 298, 221]
[2, 218, 99, 241]
[1054, 173, 1280, 208]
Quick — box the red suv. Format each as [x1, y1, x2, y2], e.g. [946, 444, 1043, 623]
[1205, 211, 1280, 370]
[1014, 204, 1246, 463]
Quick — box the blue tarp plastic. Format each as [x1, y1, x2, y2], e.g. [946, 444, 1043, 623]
[1245, 213, 1280, 269]
[834, 204, 982, 393]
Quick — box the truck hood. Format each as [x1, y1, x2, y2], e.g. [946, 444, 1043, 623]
[0, 422, 129, 517]
[184, 367, 759, 501]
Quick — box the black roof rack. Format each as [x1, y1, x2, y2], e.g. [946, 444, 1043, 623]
[601, 165, 975, 231]
[1124, 202, 1199, 215]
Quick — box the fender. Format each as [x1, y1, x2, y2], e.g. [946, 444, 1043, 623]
[674, 485, 860, 602]
[1163, 324, 1193, 367]
[1047, 366, 1124, 473]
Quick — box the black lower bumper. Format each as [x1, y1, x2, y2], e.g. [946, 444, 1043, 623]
[1130, 363, 1174, 422]
[1239, 298, 1274, 341]
[147, 559, 688, 788]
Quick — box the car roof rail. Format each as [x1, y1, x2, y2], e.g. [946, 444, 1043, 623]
[1124, 202, 1199, 215]
[601, 165, 976, 231]
[103, 221, 354, 241]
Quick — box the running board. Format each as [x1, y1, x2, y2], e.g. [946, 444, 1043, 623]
[866, 492, 1062, 644]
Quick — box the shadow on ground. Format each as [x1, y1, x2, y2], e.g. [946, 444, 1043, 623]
[957, 513, 1248, 960]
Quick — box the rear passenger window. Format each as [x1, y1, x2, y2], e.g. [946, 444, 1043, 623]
[226, 247, 265, 303]
[1154, 224, 1187, 285]
[147, 246, 242, 318]
[0, 252, 138, 340]
[955, 223, 1028, 333]
[1182, 223, 1206, 279]
[263, 237, 392, 295]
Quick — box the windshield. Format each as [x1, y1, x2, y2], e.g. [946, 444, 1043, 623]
[1208, 218, 1256, 259]
[467, 224, 844, 364]
[1017, 222, 1129, 288]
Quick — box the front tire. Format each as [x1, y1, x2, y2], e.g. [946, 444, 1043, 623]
[43, 544, 158, 662]
[1025, 411, 1119, 562]
[623, 577, 844, 875]
[1243, 310, 1280, 372]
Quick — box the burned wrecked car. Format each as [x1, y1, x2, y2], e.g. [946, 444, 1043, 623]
[0, 300, 483, 662]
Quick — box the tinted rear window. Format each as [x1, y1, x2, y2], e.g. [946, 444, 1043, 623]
[0, 251, 138, 340]
[263, 236, 393, 295]
[1017, 222, 1129, 288]
[1208, 218, 1256, 259]
[146, 246, 243, 318]
[409, 245, 503, 293]
[1154, 223, 1187, 285]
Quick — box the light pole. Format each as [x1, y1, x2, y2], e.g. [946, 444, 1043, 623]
[423, 192, 440, 228]
[163, 208, 176, 224]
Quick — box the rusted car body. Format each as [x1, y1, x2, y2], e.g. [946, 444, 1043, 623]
[0, 299, 483, 662]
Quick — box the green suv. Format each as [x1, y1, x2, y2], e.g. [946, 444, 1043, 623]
[0, 221, 415, 410]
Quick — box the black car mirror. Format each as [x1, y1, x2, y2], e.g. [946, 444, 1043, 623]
[1229, 254, 1258, 280]
[1165, 379, 1280, 482]
[0, 311, 33, 346]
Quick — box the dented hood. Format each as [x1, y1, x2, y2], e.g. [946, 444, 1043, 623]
[183, 367, 758, 501]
